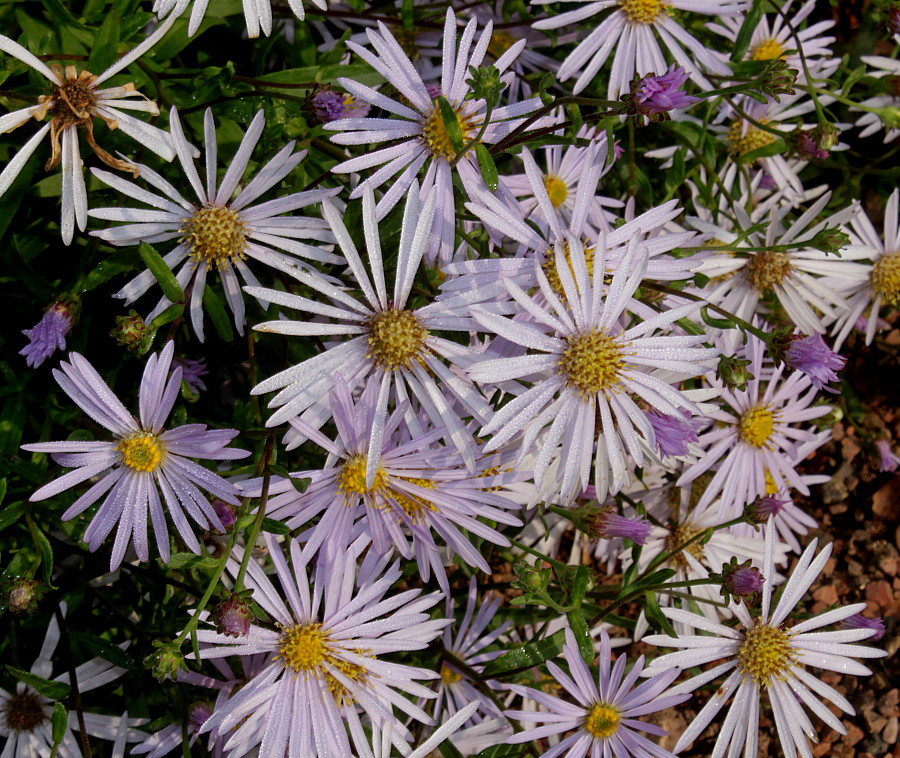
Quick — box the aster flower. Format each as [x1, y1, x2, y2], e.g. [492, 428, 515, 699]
[21, 342, 248, 570]
[876, 439, 900, 472]
[155, 0, 327, 38]
[780, 332, 846, 391]
[309, 86, 370, 124]
[263, 377, 523, 592]
[629, 65, 701, 118]
[644, 520, 888, 758]
[0, 604, 146, 757]
[325, 8, 547, 263]
[468, 234, 716, 503]
[505, 626, 689, 757]
[531, 0, 745, 98]
[171, 357, 208, 394]
[89, 107, 339, 341]
[247, 182, 492, 474]
[20, 299, 77, 368]
[195, 535, 448, 758]
[646, 409, 702, 458]
[852, 54, 900, 143]
[0, 15, 180, 244]
[840, 613, 886, 642]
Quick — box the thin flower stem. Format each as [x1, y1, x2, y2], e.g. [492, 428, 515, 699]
[53, 602, 92, 758]
[233, 432, 276, 593]
[643, 515, 747, 576]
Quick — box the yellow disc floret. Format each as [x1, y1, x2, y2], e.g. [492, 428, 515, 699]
[744, 250, 792, 293]
[488, 31, 517, 59]
[542, 241, 599, 299]
[750, 38, 785, 61]
[279, 623, 330, 672]
[543, 175, 569, 208]
[558, 330, 626, 396]
[422, 103, 478, 161]
[726, 120, 778, 158]
[738, 623, 795, 684]
[441, 663, 463, 685]
[584, 702, 620, 739]
[392, 477, 437, 523]
[739, 406, 775, 448]
[182, 205, 248, 269]
[366, 309, 429, 370]
[871, 252, 900, 306]
[619, 0, 667, 24]
[666, 521, 706, 571]
[117, 432, 164, 472]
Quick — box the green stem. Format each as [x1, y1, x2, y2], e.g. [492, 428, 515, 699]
[233, 433, 276, 592]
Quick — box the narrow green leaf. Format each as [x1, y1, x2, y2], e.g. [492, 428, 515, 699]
[6, 666, 70, 701]
[166, 553, 220, 570]
[568, 565, 590, 608]
[138, 243, 183, 304]
[148, 303, 184, 330]
[87, 6, 120, 74]
[643, 591, 678, 638]
[675, 317, 706, 337]
[69, 631, 133, 670]
[437, 96, 465, 155]
[475, 746, 527, 758]
[439, 740, 465, 758]
[731, 0, 765, 63]
[50, 701, 68, 756]
[701, 306, 735, 330]
[474, 144, 499, 191]
[0, 501, 25, 533]
[202, 287, 234, 342]
[482, 629, 565, 677]
[739, 138, 787, 164]
[261, 518, 291, 535]
[567, 610, 593, 664]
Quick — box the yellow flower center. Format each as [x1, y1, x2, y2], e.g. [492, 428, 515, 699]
[117, 432, 164, 472]
[422, 102, 478, 161]
[488, 30, 517, 59]
[666, 521, 705, 571]
[366, 309, 429, 370]
[338, 454, 387, 496]
[181, 205, 248, 269]
[738, 623, 795, 685]
[393, 477, 437, 523]
[279, 623, 329, 671]
[541, 241, 601, 299]
[440, 663, 463, 685]
[2, 690, 48, 733]
[46, 70, 98, 128]
[871, 252, 900, 305]
[764, 470, 779, 495]
[584, 702, 620, 738]
[739, 406, 775, 448]
[558, 330, 626, 396]
[744, 250, 792, 292]
[726, 119, 778, 158]
[750, 38, 785, 61]
[619, 0, 667, 24]
[543, 175, 569, 208]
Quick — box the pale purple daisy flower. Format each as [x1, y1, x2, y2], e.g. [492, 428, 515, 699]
[468, 235, 717, 503]
[505, 626, 689, 757]
[247, 182, 492, 476]
[0, 603, 147, 757]
[20, 300, 76, 368]
[194, 535, 448, 758]
[644, 520, 888, 758]
[325, 8, 547, 264]
[531, 0, 744, 98]
[781, 332, 846, 391]
[89, 107, 340, 342]
[876, 439, 900, 472]
[21, 342, 249, 570]
[310, 88, 370, 124]
[634, 64, 700, 116]
[0, 16, 179, 245]
[263, 377, 523, 592]
[646, 409, 702, 458]
[171, 357, 208, 394]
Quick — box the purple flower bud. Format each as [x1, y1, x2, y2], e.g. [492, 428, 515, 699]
[590, 508, 651, 544]
[782, 333, 846, 392]
[211, 500, 237, 531]
[647, 410, 702, 457]
[724, 564, 763, 597]
[214, 592, 253, 638]
[840, 613, 885, 641]
[790, 130, 829, 160]
[746, 494, 790, 523]
[310, 88, 370, 124]
[634, 65, 700, 117]
[171, 357, 209, 394]
[20, 300, 76, 368]
[187, 700, 214, 733]
[876, 439, 900, 473]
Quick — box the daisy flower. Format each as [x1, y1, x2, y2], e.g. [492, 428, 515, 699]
[829, 188, 900, 349]
[247, 182, 491, 475]
[505, 626, 689, 757]
[325, 8, 547, 263]
[0, 604, 146, 757]
[644, 520, 888, 758]
[89, 107, 340, 341]
[530, 0, 745, 97]
[468, 235, 717, 503]
[0, 15, 179, 244]
[852, 54, 900, 143]
[21, 342, 249, 570]
[155, 0, 327, 38]
[195, 535, 448, 758]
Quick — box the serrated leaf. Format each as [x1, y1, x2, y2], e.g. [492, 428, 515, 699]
[202, 287, 234, 342]
[481, 629, 565, 677]
[166, 553, 220, 570]
[6, 666, 70, 701]
[138, 242, 183, 304]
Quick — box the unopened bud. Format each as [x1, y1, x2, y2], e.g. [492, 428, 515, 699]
[719, 559, 763, 605]
[213, 592, 253, 638]
[144, 640, 187, 682]
[716, 355, 753, 390]
[3, 578, 44, 616]
[111, 310, 152, 351]
[745, 494, 790, 524]
[812, 121, 840, 151]
[759, 59, 797, 100]
[809, 225, 850, 255]
[187, 700, 214, 733]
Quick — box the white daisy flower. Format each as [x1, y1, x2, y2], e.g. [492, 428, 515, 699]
[468, 234, 717, 503]
[530, 0, 745, 97]
[0, 13, 180, 244]
[155, 0, 327, 38]
[852, 54, 900, 143]
[644, 520, 888, 758]
[89, 107, 340, 342]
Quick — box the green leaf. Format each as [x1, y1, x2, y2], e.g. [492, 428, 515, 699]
[138, 243, 183, 304]
[166, 553, 220, 571]
[476, 745, 530, 758]
[202, 287, 234, 342]
[481, 628, 565, 677]
[50, 701, 68, 756]
[474, 144, 499, 192]
[80, 252, 137, 292]
[731, 0, 765, 63]
[437, 96, 465, 156]
[739, 138, 787, 164]
[643, 591, 678, 638]
[566, 610, 593, 664]
[148, 304, 184, 330]
[439, 740, 465, 758]
[261, 518, 291, 535]
[564, 102, 583, 134]
[701, 306, 735, 330]
[69, 631, 133, 670]
[675, 317, 706, 337]
[87, 6, 120, 75]
[6, 666, 70, 701]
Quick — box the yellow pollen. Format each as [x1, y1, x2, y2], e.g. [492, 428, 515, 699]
[871, 252, 900, 305]
[338, 454, 387, 496]
[584, 703, 620, 738]
[764, 470, 779, 495]
[558, 330, 626, 396]
[181, 205, 247, 268]
[2, 691, 48, 733]
[543, 175, 569, 208]
[726, 119, 778, 158]
[422, 102, 478, 160]
[744, 250, 792, 292]
[487, 30, 517, 59]
[619, 0, 667, 24]
[441, 664, 463, 685]
[279, 623, 330, 672]
[542, 241, 601, 299]
[750, 38, 785, 61]
[392, 477, 437, 523]
[666, 521, 705, 570]
[738, 623, 795, 685]
[739, 406, 775, 448]
[366, 309, 429, 370]
[326, 658, 368, 707]
[117, 432, 164, 472]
